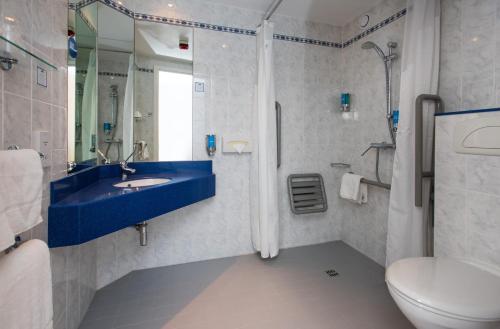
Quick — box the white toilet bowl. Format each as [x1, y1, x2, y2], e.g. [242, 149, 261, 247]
[386, 258, 500, 329]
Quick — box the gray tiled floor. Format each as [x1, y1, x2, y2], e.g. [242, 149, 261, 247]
[79, 241, 414, 329]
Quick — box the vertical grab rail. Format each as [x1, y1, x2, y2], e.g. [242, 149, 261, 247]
[415, 94, 444, 207]
[276, 101, 282, 168]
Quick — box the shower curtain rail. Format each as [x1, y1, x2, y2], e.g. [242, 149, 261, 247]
[263, 0, 284, 21]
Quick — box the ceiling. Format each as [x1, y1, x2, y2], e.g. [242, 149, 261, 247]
[202, 0, 383, 26]
[136, 21, 193, 61]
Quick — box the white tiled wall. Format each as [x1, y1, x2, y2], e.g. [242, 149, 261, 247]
[0, 1, 96, 329]
[435, 0, 500, 269]
[435, 111, 500, 268]
[439, 0, 500, 112]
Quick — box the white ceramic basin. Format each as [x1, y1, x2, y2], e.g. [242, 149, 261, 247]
[114, 178, 171, 188]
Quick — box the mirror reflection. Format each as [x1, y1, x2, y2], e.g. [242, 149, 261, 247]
[134, 22, 193, 162]
[96, 4, 134, 164]
[68, 3, 135, 167]
[68, 3, 98, 165]
[68, 4, 195, 168]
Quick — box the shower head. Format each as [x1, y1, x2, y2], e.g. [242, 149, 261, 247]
[387, 41, 397, 48]
[361, 41, 386, 60]
[361, 41, 376, 49]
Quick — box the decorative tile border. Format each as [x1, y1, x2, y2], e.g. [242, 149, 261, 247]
[77, 67, 152, 76]
[273, 34, 342, 48]
[76, 9, 97, 33]
[70, 0, 405, 49]
[101, 0, 134, 17]
[134, 13, 257, 36]
[77, 70, 128, 77]
[342, 8, 407, 48]
[70, 0, 96, 10]
[137, 68, 154, 74]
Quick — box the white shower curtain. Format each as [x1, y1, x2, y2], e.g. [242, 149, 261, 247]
[122, 55, 134, 159]
[386, 0, 440, 266]
[81, 50, 97, 161]
[250, 21, 280, 259]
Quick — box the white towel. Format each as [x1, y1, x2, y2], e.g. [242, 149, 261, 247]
[137, 141, 150, 160]
[0, 149, 43, 250]
[340, 173, 368, 204]
[0, 239, 53, 329]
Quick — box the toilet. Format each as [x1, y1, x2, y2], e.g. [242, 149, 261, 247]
[386, 257, 500, 329]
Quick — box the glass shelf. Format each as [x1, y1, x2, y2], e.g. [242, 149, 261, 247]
[0, 35, 58, 71]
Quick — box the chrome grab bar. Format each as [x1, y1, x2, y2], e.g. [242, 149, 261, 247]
[330, 162, 391, 190]
[361, 142, 395, 156]
[330, 162, 351, 168]
[415, 94, 443, 207]
[360, 178, 391, 190]
[276, 101, 282, 169]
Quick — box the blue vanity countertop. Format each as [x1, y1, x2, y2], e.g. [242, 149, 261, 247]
[48, 161, 216, 248]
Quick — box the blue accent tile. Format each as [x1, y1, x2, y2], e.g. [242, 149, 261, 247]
[435, 108, 500, 116]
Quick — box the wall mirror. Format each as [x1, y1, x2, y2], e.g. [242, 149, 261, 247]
[68, 2, 135, 166]
[68, 3, 194, 168]
[96, 4, 135, 164]
[134, 21, 193, 162]
[68, 2, 98, 165]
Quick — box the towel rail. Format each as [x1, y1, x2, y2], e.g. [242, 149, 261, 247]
[7, 145, 45, 159]
[360, 178, 391, 190]
[331, 163, 391, 189]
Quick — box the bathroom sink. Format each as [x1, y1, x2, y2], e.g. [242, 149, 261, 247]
[114, 178, 171, 188]
[48, 161, 216, 247]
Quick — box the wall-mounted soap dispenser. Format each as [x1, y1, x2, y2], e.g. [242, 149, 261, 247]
[340, 93, 351, 112]
[392, 109, 399, 132]
[206, 134, 216, 156]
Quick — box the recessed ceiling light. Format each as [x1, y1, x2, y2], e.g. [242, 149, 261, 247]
[5, 16, 15, 23]
[471, 36, 479, 42]
[221, 44, 228, 49]
[167, 3, 175, 7]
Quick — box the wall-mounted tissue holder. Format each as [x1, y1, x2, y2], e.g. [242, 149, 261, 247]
[222, 137, 252, 154]
[453, 115, 500, 156]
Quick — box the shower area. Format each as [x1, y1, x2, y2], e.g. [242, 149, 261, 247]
[270, 2, 407, 264]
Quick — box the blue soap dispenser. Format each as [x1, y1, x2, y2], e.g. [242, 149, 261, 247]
[392, 109, 399, 132]
[340, 93, 351, 112]
[206, 134, 216, 156]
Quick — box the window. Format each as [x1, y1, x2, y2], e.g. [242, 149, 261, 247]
[156, 69, 193, 161]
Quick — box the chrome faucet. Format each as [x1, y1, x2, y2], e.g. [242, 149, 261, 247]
[120, 161, 136, 180]
[120, 146, 138, 180]
[97, 148, 111, 164]
[361, 142, 395, 156]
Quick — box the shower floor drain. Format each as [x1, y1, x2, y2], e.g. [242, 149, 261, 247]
[325, 269, 339, 277]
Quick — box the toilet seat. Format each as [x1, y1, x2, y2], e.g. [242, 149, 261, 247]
[386, 258, 500, 322]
